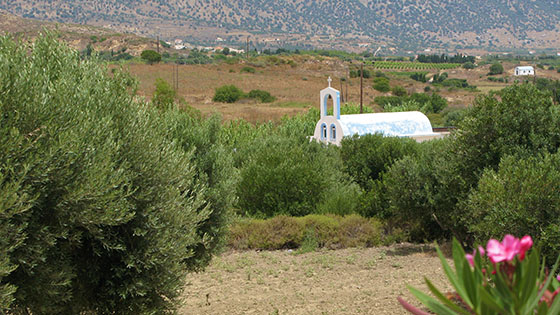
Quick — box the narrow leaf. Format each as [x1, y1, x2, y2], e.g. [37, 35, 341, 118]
[479, 286, 507, 314]
[525, 255, 560, 313]
[409, 286, 458, 315]
[436, 245, 472, 307]
[425, 278, 472, 315]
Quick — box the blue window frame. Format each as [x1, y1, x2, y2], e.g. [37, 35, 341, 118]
[321, 123, 327, 140]
[330, 124, 336, 140]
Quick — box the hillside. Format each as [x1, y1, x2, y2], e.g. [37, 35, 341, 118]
[1, 0, 559, 52]
[0, 11, 162, 56]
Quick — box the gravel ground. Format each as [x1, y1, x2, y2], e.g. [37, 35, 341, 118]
[180, 243, 453, 314]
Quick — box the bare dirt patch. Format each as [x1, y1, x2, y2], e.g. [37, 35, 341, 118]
[180, 244, 452, 314]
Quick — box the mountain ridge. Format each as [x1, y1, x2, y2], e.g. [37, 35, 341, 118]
[1, 0, 559, 52]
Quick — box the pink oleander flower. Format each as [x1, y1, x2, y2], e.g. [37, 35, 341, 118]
[486, 235, 533, 264]
[518, 235, 533, 261]
[466, 246, 485, 266]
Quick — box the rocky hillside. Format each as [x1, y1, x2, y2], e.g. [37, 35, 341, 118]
[0, 11, 163, 56]
[1, 0, 559, 51]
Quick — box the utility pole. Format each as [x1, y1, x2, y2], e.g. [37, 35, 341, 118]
[246, 37, 250, 59]
[340, 78, 344, 103]
[345, 78, 349, 103]
[360, 63, 363, 114]
[175, 63, 179, 92]
[157, 36, 160, 54]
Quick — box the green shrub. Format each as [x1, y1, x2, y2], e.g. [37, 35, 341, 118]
[349, 68, 371, 78]
[240, 66, 256, 73]
[452, 84, 560, 187]
[384, 100, 427, 113]
[161, 113, 237, 267]
[432, 72, 448, 83]
[440, 78, 470, 88]
[407, 92, 447, 113]
[374, 93, 447, 114]
[0, 34, 224, 313]
[465, 153, 560, 265]
[462, 62, 475, 69]
[391, 85, 407, 97]
[372, 77, 390, 92]
[340, 134, 419, 218]
[374, 71, 387, 78]
[382, 139, 452, 241]
[534, 77, 560, 104]
[375, 95, 404, 108]
[236, 137, 351, 217]
[228, 216, 305, 250]
[246, 89, 276, 103]
[213, 84, 244, 103]
[315, 182, 362, 216]
[443, 108, 467, 126]
[487, 76, 505, 82]
[140, 49, 161, 64]
[227, 215, 383, 250]
[410, 72, 427, 82]
[426, 113, 444, 127]
[340, 134, 419, 190]
[383, 84, 560, 242]
[152, 78, 176, 110]
[489, 62, 504, 75]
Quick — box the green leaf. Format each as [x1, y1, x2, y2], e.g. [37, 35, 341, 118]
[536, 299, 548, 315]
[547, 291, 560, 315]
[519, 250, 539, 306]
[461, 259, 478, 308]
[479, 285, 507, 314]
[425, 278, 471, 315]
[452, 239, 466, 286]
[436, 245, 472, 308]
[408, 286, 457, 315]
[524, 255, 560, 314]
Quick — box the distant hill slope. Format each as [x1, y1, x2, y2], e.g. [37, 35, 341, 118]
[0, 11, 160, 56]
[1, 0, 559, 51]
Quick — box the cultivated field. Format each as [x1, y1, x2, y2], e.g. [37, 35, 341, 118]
[124, 58, 560, 123]
[180, 244, 452, 314]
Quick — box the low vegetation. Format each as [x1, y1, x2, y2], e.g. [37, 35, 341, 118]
[375, 92, 448, 114]
[228, 214, 387, 250]
[489, 62, 504, 75]
[140, 49, 161, 64]
[371, 61, 460, 70]
[213, 85, 276, 103]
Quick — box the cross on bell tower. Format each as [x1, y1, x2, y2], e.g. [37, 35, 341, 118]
[327, 76, 332, 87]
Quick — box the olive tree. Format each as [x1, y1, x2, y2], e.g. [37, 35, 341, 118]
[0, 33, 226, 314]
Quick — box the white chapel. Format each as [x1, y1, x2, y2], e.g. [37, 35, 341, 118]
[311, 77, 445, 145]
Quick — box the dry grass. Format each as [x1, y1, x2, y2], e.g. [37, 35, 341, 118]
[124, 58, 560, 123]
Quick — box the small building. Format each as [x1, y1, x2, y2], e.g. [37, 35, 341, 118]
[514, 66, 535, 76]
[311, 78, 444, 146]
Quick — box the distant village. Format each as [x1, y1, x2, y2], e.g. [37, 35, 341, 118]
[167, 38, 245, 54]
[167, 37, 560, 59]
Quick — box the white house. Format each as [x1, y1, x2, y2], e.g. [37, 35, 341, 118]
[311, 78, 444, 146]
[514, 66, 535, 76]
